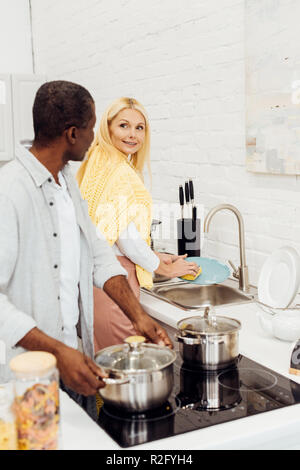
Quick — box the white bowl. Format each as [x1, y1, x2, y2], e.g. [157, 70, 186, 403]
[273, 311, 300, 341]
[257, 303, 300, 342]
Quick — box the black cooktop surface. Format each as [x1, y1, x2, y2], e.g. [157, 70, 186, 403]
[97, 355, 300, 448]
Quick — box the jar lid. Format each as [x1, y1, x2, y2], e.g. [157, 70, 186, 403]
[9, 352, 57, 377]
[95, 336, 176, 373]
[177, 314, 241, 336]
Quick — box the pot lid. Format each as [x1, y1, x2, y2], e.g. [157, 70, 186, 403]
[177, 308, 241, 336]
[94, 336, 176, 373]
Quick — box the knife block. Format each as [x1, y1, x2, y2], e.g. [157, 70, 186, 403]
[177, 218, 201, 257]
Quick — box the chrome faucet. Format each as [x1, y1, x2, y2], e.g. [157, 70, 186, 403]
[150, 219, 162, 251]
[204, 204, 249, 292]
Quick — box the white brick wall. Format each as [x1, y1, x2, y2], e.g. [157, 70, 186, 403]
[0, 0, 33, 73]
[30, 0, 300, 287]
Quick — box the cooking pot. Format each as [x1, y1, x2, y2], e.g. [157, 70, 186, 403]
[177, 364, 241, 410]
[176, 307, 241, 370]
[94, 336, 177, 412]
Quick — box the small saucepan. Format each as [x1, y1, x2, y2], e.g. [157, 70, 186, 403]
[94, 336, 177, 412]
[176, 307, 241, 370]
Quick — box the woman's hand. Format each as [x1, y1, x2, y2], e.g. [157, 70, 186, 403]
[155, 253, 199, 278]
[156, 252, 188, 265]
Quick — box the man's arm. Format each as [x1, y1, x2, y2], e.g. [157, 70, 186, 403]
[0, 195, 37, 349]
[88, 221, 172, 346]
[0, 195, 106, 396]
[18, 328, 107, 396]
[103, 275, 172, 348]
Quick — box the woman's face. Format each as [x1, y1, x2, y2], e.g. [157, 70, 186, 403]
[109, 108, 146, 155]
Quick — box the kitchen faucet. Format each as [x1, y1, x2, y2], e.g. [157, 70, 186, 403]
[150, 219, 162, 251]
[204, 204, 249, 292]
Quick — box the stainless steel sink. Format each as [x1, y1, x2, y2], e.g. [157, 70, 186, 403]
[144, 282, 254, 310]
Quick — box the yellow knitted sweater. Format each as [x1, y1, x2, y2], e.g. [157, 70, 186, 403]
[77, 149, 153, 289]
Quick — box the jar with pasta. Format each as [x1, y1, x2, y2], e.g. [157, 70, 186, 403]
[10, 351, 60, 451]
[0, 384, 17, 450]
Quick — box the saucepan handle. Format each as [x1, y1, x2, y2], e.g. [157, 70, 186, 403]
[175, 334, 202, 345]
[175, 334, 184, 343]
[103, 376, 130, 385]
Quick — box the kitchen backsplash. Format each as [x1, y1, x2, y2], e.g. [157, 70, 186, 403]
[0, 0, 298, 288]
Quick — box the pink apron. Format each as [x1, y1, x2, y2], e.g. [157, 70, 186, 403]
[93, 256, 140, 353]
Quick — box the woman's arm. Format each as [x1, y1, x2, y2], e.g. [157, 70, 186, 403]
[116, 222, 160, 272]
[116, 222, 199, 278]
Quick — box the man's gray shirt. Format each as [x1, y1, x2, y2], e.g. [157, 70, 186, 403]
[0, 146, 127, 381]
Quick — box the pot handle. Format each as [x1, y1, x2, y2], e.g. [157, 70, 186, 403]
[175, 334, 202, 345]
[103, 377, 130, 385]
[176, 334, 184, 343]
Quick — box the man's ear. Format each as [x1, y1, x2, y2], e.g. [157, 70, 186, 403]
[65, 126, 77, 144]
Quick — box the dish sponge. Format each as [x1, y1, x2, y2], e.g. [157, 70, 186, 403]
[181, 266, 202, 281]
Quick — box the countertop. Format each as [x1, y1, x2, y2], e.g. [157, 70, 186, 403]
[59, 287, 300, 450]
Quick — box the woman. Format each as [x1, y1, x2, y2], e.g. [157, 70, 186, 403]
[77, 97, 199, 352]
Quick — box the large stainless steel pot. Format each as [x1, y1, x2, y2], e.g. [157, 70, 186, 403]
[176, 307, 241, 370]
[94, 336, 177, 412]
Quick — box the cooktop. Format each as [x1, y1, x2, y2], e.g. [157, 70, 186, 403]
[97, 355, 300, 448]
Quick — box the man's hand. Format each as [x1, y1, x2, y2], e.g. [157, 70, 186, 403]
[18, 327, 108, 396]
[131, 314, 173, 349]
[103, 276, 173, 348]
[55, 344, 108, 396]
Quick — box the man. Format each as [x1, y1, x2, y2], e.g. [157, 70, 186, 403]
[0, 80, 171, 419]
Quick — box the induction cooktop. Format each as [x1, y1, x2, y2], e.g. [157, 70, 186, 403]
[97, 355, 300, 448]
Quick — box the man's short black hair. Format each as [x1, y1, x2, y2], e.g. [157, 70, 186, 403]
[33, 80, 94, 145]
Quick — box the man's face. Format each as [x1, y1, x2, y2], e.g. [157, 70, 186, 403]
[64, 102, 96, 162]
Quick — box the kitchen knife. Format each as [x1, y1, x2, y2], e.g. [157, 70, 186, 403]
[192, 205, 197, 232]
[179, 185, 184, 219]
[189, 179, 195, 209]
[185, 181, 190, 218]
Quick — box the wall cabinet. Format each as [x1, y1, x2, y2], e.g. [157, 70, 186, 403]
[0, 74, 46, 161]
[0, 74, 14, 161]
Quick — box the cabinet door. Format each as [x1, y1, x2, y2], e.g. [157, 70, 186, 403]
[12, 74, 47, 147]
[0, 74, 14, 161]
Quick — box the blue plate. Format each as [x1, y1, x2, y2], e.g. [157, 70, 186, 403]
[183, 257, 230, 285]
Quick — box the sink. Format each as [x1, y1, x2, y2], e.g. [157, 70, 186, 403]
[146, 283, 254, 310]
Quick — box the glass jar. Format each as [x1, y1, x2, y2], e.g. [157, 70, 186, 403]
[0, 384, 17, 450]
[9, 351, 60, 450]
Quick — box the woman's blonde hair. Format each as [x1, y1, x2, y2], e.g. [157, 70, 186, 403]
[87, 97, 151, 176]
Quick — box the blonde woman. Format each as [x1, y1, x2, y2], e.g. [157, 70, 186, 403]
[77, 97, 198, 352]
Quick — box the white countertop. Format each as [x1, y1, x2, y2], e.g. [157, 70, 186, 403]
[59, 290, 300, 450]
